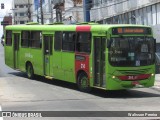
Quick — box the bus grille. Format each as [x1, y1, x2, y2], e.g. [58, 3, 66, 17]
[117, 68, 151, 75]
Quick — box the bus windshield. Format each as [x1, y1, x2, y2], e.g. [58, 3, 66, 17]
[109, 36, 155, 67]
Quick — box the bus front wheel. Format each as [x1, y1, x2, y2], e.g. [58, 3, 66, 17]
[77, 72, 91, 92]
[26, 63, 34, 79]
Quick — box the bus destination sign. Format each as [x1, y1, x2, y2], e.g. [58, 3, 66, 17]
[112, 27, 151, 35]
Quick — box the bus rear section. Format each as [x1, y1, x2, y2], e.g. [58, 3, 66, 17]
[104, 26, 155, 90]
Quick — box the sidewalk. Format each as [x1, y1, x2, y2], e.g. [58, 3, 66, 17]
[0, 106, 3, 120]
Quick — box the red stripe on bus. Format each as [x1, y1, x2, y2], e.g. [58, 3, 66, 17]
[75, 53, 90, 78]
[76, 26, 91, 32]
[117, 74, 151, 81]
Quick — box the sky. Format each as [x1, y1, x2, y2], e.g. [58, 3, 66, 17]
[0, 0, 12, 37]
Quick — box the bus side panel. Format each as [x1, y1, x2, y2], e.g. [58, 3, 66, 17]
[30, 49, 43, 76]
[62, 52, 75, 83]
[18, 48, 27, 72]
[18, 48, 30, 72]
[5, 46, 14, 69]
[18, 48, 43, 75]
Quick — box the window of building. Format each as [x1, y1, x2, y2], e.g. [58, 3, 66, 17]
[152, 4, 157, 25]
[62, 32, 75, 52]
[106, 18, 111, 24]
[20, 21, 25, 24]
[118, 14, 122, 24]
[94, 0, 102, 6]
[19, 5, 24, 8]
[147, 6, 152, 25]
[121, 14, 125, 24]
[76, 32, 91, 53]
[131, 11, 136, 24]
[157, 3, 160, 24]
[6, 30, 12, 46]
[21, 31, 29, 47]
[139, 8, 144, 24]
[20, 13, 24, 16]
[135, 9, 139, 24]
[124, 13, 129, 24]
[54, 32, 62, 51]
[143, 7, 147, 25]
[30, 31, 41, 48]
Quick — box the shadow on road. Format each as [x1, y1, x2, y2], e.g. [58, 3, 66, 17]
[9, 71, 160, 99]
[8, 71, 27, 77]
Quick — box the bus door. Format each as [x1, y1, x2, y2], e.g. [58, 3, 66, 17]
[94, 37, 106, 87]
[43, 36, 53, 76]
[13, 33, 20, 69]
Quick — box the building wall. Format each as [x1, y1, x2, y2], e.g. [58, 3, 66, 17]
[64, 0, 84, 24]
[12, 0, 33, 24]
[32, 0, 84, 24]
[2, 16, 12, 35]
[90, 0, 160, 22]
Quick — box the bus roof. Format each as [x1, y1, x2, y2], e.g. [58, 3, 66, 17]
[5, 24, 151, 32]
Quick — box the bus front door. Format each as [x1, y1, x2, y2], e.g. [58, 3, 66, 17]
[44, 36, 53, 76]
[13, 33, 20, 69]
[94, 37, 106, 88]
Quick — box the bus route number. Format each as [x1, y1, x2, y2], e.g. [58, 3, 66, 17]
[81, 64, 85, 69]
[128, 76, 138, 80]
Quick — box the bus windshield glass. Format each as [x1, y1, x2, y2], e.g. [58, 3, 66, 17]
[109, 36, 155, 67]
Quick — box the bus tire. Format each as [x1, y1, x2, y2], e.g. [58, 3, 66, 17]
[26, 63, 34, 79]
[77, 72, 91, 92]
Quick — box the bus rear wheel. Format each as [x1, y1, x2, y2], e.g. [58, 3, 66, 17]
[77, 72, 91, 92]
[26, 63, 34, 79]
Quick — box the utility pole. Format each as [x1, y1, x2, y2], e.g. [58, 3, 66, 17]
[54, 1, 64, 22]
[40, 0, 44, 24]
[83, 0, 92, 22]
[27, 0, 32, 22]
[49, 0, 53, 23]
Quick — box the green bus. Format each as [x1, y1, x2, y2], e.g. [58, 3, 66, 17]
[4, 23, 156, 91]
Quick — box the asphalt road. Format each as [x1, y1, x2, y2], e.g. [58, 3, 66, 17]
[0, 44, 160, 120]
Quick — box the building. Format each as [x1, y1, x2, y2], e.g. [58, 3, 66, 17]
[63, 0, 84, 24]
[32, 0, 84, 24]
[1, 15, 12, 38]
[90, 0, 160, 42]
[12, 0, 33, 24]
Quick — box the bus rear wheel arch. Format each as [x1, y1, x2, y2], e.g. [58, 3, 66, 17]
[77, 71, 91, 92]
[26, 62, 34, 79]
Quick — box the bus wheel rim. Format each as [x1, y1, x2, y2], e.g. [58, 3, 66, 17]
[81, 77, 88, 88]
[28, 66, 32, 77]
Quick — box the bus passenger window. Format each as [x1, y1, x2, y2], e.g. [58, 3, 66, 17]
[76, 32, 91, 53]
[6, 30, 12, 46]
[54, 32, 62, 51]
[30, 31, 41, 48]
[21, 31, 29, 47]
[62, 32, 75, 52]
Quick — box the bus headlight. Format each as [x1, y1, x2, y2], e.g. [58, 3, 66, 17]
[151, 73, 154, 76]
[112, 76, 116, 79]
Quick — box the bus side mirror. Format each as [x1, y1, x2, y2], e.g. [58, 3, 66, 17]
[107, 39, 113, 48]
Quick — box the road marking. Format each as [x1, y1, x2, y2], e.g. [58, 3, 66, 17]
[0, 106, 3, 120]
